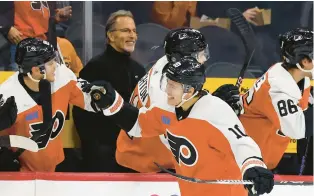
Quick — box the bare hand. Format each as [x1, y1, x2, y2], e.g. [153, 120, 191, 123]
[55, 6, 72, 22]
[7, 27, 23, 44]
[243, 7, 260, 26]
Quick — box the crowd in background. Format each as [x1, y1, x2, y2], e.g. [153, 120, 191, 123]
[0, 1, 313, 175]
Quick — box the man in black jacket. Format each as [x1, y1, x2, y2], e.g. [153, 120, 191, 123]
[72, 10, 146, 172]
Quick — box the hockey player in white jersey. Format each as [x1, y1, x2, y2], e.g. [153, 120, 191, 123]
[89, 56, 274, 196]
[212, 27, 313, 171]
[114, 28, 211, 173]
[0, 38, 119, 171]
[0, 69, 38, 170]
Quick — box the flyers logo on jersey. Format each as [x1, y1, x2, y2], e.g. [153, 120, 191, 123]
[29, 110, 65, 150]
[166, 130, 198, 167]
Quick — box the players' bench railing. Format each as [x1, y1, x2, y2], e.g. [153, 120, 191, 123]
[0, 172, 312, 196]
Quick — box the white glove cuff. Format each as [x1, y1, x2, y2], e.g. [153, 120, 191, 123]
[241, 157, 267, 178]
[102, 91, 124, 116]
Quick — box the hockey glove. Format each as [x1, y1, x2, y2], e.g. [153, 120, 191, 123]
[82, 80, 124, 116]
[0, 147, 20, 171]
[0, 94, 17, 131]
[212, 84, 242, 115]
[243, 166, 274, 195]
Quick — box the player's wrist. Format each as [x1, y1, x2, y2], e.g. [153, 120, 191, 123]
[241, 157, 266, 177]
[102, 91, 124, 116]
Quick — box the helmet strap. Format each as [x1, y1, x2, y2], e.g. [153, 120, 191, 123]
[176, 91, 199, 108]
[296, 62, 314, 79]
[27, 70, 46, 83]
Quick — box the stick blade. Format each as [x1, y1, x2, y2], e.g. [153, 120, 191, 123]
[9, 135, 39, 152]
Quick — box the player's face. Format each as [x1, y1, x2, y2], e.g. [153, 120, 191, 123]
[108, 16, 137, 53]
[165, 79, 185, 106]
[196, 49, 209, 64]
[191, 46, 210, 64]
[301, 55, 313, 79]
[44, 59, 57, 82]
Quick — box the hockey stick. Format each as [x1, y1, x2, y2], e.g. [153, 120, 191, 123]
[15, 79, 53, 156]
[226, 8, 256, 88]
[299, 136, 312, 175]
[154, 162, 253, 185]
[299, 90, 313, 175]
[154, 162, 314, 186]
[0, 135, 38, 152]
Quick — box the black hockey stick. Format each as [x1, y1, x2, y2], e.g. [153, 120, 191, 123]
[227, 8, 256, 88]
[15, 79, 53, 156]
[299, 138, 310, 175]
[299, 90, 313, 175]
[299, 135, 313, 175]
[154, 162, 314, 186]
[0, 135, 38, 152]
[154, 162, 253, 185]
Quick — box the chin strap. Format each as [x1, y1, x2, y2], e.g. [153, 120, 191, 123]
[27, 71, 46, 83]
[176, 91, 199, 108]
[296, 61, 314, 79]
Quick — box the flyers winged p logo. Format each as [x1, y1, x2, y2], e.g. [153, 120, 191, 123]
[29, 110, 65, 150]
[166, 129, 198, 167]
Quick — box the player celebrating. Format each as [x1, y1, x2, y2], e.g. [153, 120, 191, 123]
[115, 28, 210, 173]
[239, 27, 313, 169]
[214, 27, 313, 171]
[89, 57, 274, 196]
[0, 38, 111, 172]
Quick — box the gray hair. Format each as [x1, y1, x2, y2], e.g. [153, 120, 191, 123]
[105, 10, 134, 37]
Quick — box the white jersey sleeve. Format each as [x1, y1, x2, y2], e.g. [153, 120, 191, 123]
[52, 65, 97, 113]
[267, 64, 307, 139]
[269, 89, 306, 139]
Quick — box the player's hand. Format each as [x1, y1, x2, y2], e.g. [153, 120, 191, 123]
[243, 166, 274, 195]
[81, 80, 123, 114]
[89, 81, 115, 110]
[243, 7, 260, 26]
[55, 6, 72, 22]
[7, 26, 23, 44]
[0, 94, 17, 131]
[212, 84, 242, 115]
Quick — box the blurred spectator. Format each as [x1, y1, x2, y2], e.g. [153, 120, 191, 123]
[0, 1, 72, 71]
[57, 37, 83, 76]
[151, 1, 267, 31]
[72, 10, 146, 172]
[242, 7, 262, 26]
[152, 1, 197, 29]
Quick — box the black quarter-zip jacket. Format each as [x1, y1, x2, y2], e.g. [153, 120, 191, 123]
[72, 44, 145, 172]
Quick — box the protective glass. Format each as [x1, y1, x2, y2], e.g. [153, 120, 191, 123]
[191, 45, 210, 64]
[160, 73, 184, 94]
